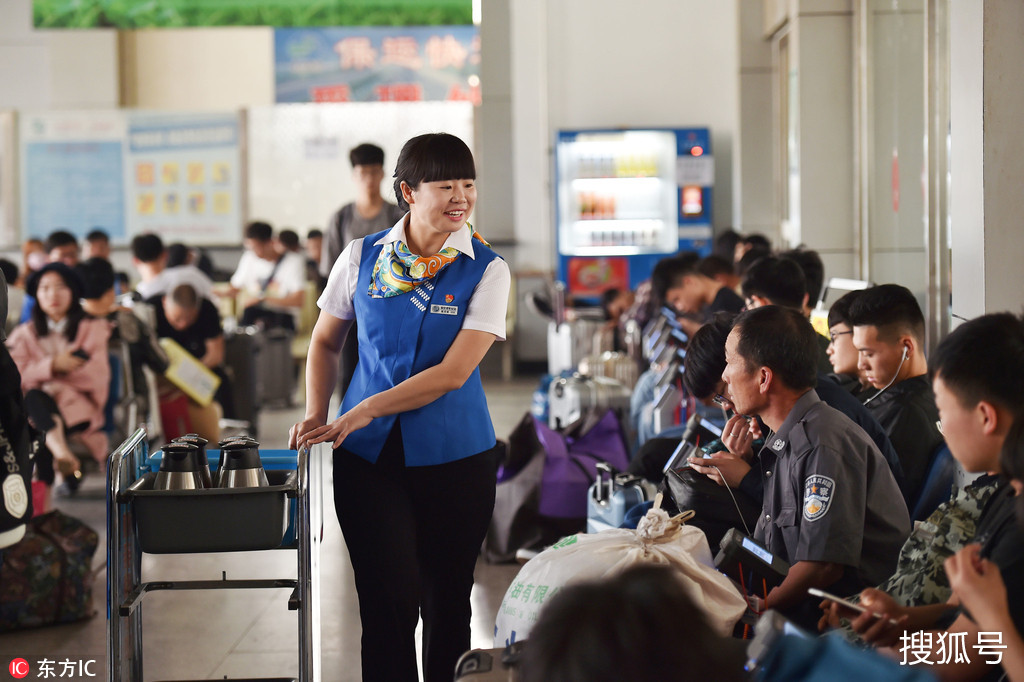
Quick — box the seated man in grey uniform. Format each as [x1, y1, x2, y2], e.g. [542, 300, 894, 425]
[721, 306, 910, 628]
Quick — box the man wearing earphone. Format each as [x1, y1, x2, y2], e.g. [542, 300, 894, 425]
[848, 284, 943, 505]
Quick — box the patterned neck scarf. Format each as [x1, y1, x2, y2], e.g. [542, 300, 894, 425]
[368, 224, 490, 299]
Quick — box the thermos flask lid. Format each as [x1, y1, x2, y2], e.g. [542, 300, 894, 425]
[158, 442, 201, 473]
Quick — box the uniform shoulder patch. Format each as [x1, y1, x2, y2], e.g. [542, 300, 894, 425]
[803, 475, 835, 522]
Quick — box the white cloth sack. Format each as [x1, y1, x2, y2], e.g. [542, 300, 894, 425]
[493, 507, 747, 647]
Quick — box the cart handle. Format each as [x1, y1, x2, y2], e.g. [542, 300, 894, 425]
[110, 427, 148, 504]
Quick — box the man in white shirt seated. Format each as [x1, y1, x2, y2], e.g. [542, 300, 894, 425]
[228, 221, 306, 331]
[131, 233, 215, 302]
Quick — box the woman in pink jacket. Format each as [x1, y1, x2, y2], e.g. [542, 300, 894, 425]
[6, 262, 110, 482]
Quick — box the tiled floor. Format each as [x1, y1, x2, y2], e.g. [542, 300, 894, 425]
[0, 374, 538, 681]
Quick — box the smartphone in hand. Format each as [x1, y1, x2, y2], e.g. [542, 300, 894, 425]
[71, 349, 90, 361]
[807, 588, 900, 625]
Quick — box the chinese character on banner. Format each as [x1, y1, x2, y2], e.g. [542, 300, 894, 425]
[424, 34, 468, 70]
[446, 84, 481, 105]
[311, 85, 351, 102]
[334, 37, 376, 70]
[935, 631, 972, 665]
[470, 34, 481, 65]
[899, 630, 934, 665]
[375, 84, 423, 102]
[380, 36, 422, 69]
[59, 659, 78, 677]
[974, 632, 1007, 665]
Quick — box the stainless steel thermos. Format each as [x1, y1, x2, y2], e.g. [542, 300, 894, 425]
[154, 442, 205, 490]
[216, 437, 269, 488]
[173, 434, 213, 488]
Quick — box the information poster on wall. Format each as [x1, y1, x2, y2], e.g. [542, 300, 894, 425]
[274, 26, 479, 104]
[125, 113, 243, 245]
[19, 111, 127, 241]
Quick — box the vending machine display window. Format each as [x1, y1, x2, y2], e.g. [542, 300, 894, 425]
[555, 128, 714, 296]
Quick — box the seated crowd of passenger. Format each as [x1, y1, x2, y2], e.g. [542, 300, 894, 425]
[3, 223, 1021, 680]
[0, 223, 322, 509]
[565, 229, 1023, 680]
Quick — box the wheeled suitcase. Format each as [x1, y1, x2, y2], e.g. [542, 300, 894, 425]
[260, 328, 297, 408]
[547, 316, 613, 375]
[224, 327, 262, 435]
[579, 350, 641, 389]
[454, 642, 524, 681]
[587, 462, 649, 533]
[548, 373, 631, 431]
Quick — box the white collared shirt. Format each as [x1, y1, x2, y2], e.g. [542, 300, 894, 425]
[318, 216, 509, 340]
[47, 316, 68, 335]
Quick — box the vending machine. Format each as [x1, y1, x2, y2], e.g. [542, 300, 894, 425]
[554, 127, 714, 299]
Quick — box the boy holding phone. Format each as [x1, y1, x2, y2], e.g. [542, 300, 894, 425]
[820, 312, 1024, 681]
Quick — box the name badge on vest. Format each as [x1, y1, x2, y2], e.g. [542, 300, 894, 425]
[430, 304, 458, 316]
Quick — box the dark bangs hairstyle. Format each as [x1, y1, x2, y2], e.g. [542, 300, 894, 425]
[827, 289, 862, 329]
[27, 262, 86, 342]
[682, 312, 735, 400]
[393, 133, 476, 211]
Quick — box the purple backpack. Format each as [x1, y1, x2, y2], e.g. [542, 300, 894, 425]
[484, 410, 630, 563]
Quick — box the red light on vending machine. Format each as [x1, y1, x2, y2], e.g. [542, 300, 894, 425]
[690, 146, 704, 156]
[682, 186, 703, 217]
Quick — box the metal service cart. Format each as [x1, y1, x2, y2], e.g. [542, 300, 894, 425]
[106, 429, 322, 681]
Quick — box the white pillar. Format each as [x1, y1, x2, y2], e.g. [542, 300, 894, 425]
[735, 0, 775, 237]
[476, 0, 515, 243]
[791, 1, 856, 278]
[949, 0, 1024, 319]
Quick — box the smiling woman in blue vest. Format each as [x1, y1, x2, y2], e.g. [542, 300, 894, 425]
[289, 133, 510, 682]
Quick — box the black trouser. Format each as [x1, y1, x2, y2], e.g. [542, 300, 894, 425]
[23, 389, 87, 485]
[333, 423, 499, 682]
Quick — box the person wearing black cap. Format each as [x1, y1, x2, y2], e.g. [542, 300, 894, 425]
[5, 262, 111, 480]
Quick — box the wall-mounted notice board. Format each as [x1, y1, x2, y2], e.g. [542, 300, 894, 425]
[18, 110, 244, 246]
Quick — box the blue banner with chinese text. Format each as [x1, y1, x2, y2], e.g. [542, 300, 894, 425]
[274, 26, 480, 104]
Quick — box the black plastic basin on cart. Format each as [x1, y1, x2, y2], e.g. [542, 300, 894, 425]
[122, 470, 297, 554]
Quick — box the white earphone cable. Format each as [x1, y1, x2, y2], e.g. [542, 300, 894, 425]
[863, 346, 909, 405]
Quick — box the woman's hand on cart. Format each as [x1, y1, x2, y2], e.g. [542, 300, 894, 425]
[289, 403, 374, 450]
[289, 417, 325, 451]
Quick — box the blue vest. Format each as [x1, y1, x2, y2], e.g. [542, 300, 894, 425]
[340, 228, 500, 466]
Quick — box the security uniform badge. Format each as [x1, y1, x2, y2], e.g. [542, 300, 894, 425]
[803, 475, 835, 522]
